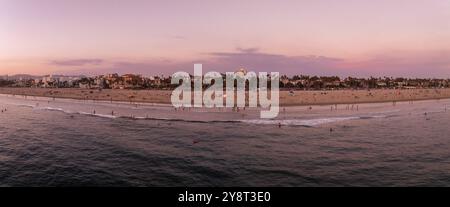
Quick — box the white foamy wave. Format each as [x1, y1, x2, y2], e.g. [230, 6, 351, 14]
[79, 112, 118, 119]
[16, 103, 127, 120]
[359, 115, 387, 119]
[40, 107, 64, 111]
[14, 104, 35, 108]
[36, 106, 75, 114]
[239, 117, 361, 127]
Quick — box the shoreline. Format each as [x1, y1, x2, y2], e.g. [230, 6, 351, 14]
[1, 87, 450, 107]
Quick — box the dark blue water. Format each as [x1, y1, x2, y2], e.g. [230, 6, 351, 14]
[1, 95, 450, 186]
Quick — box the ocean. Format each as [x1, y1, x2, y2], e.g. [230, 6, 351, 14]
[1, 94, 450, 186]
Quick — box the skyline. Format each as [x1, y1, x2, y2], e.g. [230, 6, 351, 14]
[1, 0, 450, 77]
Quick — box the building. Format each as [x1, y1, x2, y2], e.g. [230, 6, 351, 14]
[42, 75, 56, 88]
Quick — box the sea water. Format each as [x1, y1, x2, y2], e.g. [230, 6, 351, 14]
[1, 94, 450, 186]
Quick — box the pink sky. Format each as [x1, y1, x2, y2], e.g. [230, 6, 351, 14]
[1, 0, 450, 77]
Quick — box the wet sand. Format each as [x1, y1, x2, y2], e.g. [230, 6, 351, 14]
[1, 87, 450, 106]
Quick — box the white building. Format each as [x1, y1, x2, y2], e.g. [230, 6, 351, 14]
[42, 75, 55, 88]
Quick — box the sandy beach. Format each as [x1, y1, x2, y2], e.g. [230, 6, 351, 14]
[1, 87, 450, 106]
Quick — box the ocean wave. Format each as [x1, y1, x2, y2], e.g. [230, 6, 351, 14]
[360, 115, 386, 119]
[24, 105, 389, 126]
[39, 107, 67, 112]
[15, 104, 36, 108]
[239, 117, 361, 127]
[32, 106, 79, 115]
[239, 112, 399, 127]
[79, 112, 118, 119]
[9, 100, 395, 126]
[33, 106, 117, 119]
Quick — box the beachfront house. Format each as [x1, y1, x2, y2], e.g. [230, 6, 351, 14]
[376, 81, 388, 88]
[104, 73, 119, 88]
[149, 76, 162, 87]
[42, 75, 56, 88]
[12, 78, 33, 87]
[122, 74, 144, 89]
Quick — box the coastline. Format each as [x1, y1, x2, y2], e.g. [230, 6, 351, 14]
[1, 87, 450, 107]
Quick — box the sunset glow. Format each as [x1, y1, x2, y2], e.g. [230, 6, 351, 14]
[1, 0, 450, 77]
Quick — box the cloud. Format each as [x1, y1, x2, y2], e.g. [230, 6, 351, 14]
[58, 60, 194, 76]
[204, 48, 343, 75]
[52, 49, 344, 76]
[49, 49, 450, 78]
[235, 47, 260, 53]
[50, 59, 103, 66]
